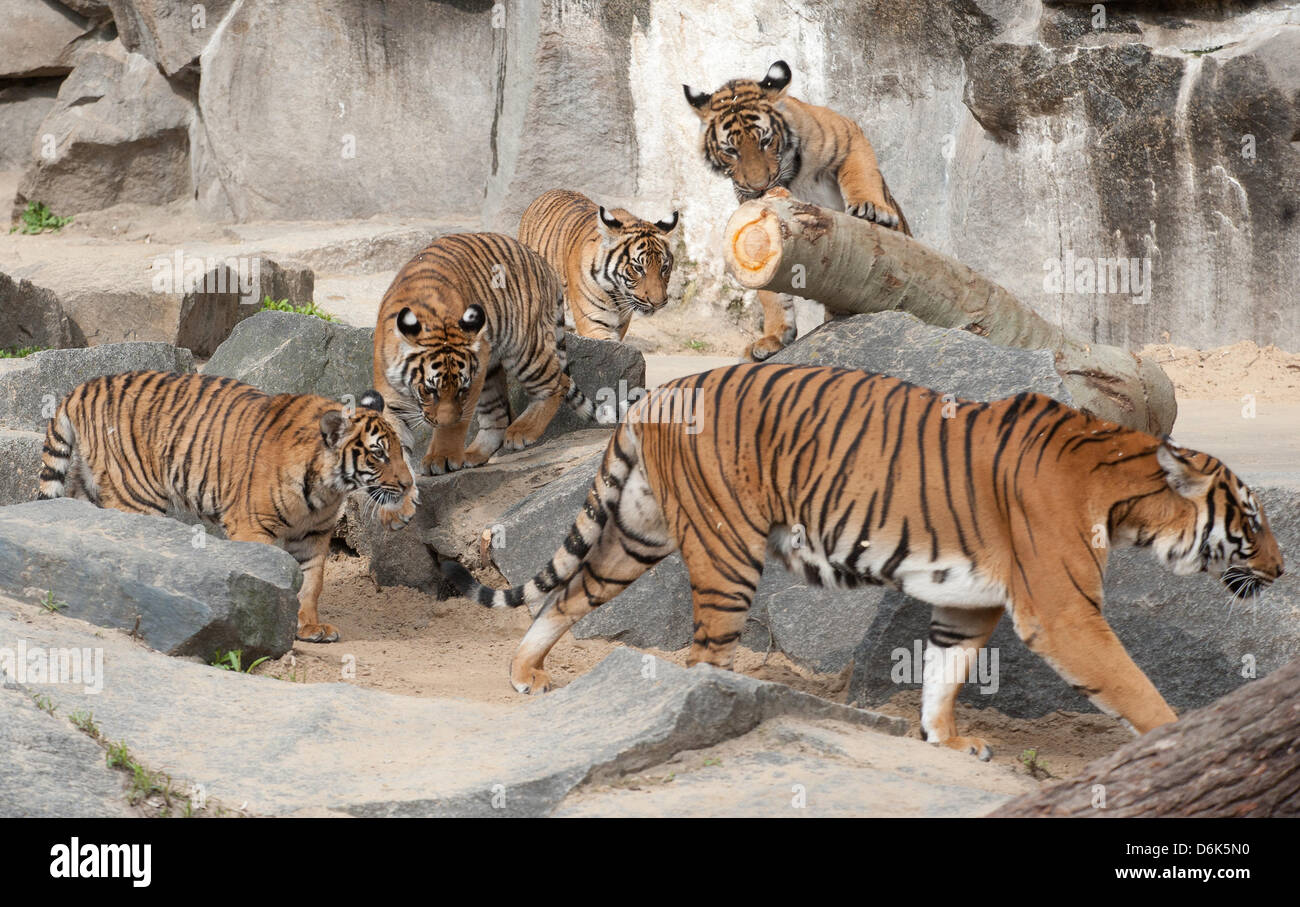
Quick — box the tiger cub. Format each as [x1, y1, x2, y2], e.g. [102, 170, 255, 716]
[38, 371, 415, 643]
[373, 232, 598, 476]
[519, 189, 679, 341]
[684, 60, 911, 361]
[446, 365, 1283, 758]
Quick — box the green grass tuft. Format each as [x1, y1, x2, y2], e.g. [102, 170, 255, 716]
[260, 296, 339, 323]
[10, 201, 73, 235]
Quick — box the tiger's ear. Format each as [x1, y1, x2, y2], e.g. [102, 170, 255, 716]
[358, 390, 384, 414]
[396, 307, 421, 339]
[683, 84, 711, 118]
[759, 60, 791, 97]
[1157, 443, 1214, 499]
[320, 409, 350, 450]
[596, 206, 623, 240]
[655, 211, 680, 234]
[458, 303, 486, 334]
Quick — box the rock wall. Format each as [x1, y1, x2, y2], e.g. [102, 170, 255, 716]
[2, 0, 1297, 349]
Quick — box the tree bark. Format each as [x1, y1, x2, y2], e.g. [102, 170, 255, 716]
[724, 191, 1176, 435]
[990, 656, 1300, 817]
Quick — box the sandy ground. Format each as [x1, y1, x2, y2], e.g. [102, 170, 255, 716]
[1140, 340, 1300, 402]
[255, 552, 1133, 786]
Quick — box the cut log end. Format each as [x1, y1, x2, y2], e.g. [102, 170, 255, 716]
[724, 202, 784, 288]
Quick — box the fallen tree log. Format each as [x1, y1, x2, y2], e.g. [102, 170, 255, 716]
[723, 191, 1176, 435]
[990, 655, 1300, 817]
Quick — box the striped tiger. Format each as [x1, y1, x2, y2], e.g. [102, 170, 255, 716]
[684, 60, 911, 361]
[518, 189, 679, 341]
[373, 232, 598, 476]
[37, 370, 415, 643]
[445, 364, 1283, 758]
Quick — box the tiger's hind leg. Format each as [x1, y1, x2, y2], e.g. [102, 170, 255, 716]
[682, 533, 766, 670]
[510, 456, 675, 693]
[920, 605, 1003, 761]
[747, 290, 797, 362]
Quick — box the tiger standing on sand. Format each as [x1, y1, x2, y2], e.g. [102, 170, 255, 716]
[446, 364, 1283, 759]
[519, 189, 680, 342]
[38, 371, 415, 642]
[373, 232, 599, 476]
[684, 60, 911, 361]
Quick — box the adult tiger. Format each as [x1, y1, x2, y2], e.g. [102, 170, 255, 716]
[445, 364, 1283, 758]
[519, 189, 679, 342]
[684, 60, 911, 361]
[38, 371, 414, 643]
[374, 232, 598, 476]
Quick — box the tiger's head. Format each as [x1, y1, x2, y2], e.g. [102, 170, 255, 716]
[387, 297, 487, 430]
[684, 60, 798, 201]
[1138, 442, 1283, 598]
[594, 205, 679, 317]
[320, 391, 415, 524]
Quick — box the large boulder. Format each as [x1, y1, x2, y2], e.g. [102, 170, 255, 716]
[0, 0, 94, 78]
[0, 689, 132, 818]
[0, 271, 82, 352]
[203, 310, 373, 401]
[0, 499, 300, 659]
[106, 0, 237, 76]
[847, 481, 1300, 718]
[12, 38, 194, 219]
[0, 77, 61, 171]
[0, 341, 194, 433]
[5, 253, 312, 355]
[340, 429, 611, 592]
[770, 311, 1074, 403]
[510, 334, 647, 441]
[0, 430, 43, 507]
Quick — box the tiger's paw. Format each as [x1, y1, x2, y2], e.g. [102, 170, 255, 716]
[846, 201, 899, 230]
[503, 428, 543, 452]
[423, 455, 465, 476]
[510, 666, 552, 695]
[297, 622, 340, 644]
[746, 335, 788, 362]
[941, 735, 993, 762]
[462, 442, 498, 467]
[379, 498, 416, 531]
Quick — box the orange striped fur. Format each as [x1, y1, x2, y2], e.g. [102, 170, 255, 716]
[373, 232, 597, 476]
[447, 365, 1283, 757]
[519, 189, 679, 341]
[685, 61, 911, 361]
[38, 371, 414, 642]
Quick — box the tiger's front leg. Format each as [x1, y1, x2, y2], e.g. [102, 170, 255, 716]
[919, 605, 1004, 761]
[463, 363, 509, 467]
[424, 343, 491, 475]
[838, 149, 906, 233]
[283, 529, 338, 643]
[747, 290, 797, 362]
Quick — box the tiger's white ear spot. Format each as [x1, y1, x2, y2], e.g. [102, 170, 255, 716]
[759, 60, 792, 95]
[397, 307, 421, 338]
[1158, 443, 1213, 498]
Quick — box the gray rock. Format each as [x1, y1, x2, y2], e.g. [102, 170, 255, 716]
[0, 688, 132, 818]
[2, 590, 910, 817]
[848, 482, 1300, 718]
[106, 0, 236, 76]
[0, 76, 61, 170]
[509, 333, 646, 441]
[340, 429, 611, 592]
[0, 499, 300, 660]
[203, 310, 373, 401]
[12, 38, 193, 219]
[0, 430, 42, 506]
[175, 259, 314, 358]
[0, 271, 82, 352]
[0, 0, 93, 78]
[7, 251, 312, 354]
[0, 341, 194, 433]
[770, 311, 1073, 405]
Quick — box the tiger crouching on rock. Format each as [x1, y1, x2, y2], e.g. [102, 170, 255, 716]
[446, 364, 1283, 759]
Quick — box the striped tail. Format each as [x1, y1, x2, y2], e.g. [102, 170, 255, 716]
[441, 426, 636, 608]
[37, 401, 76, 500]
